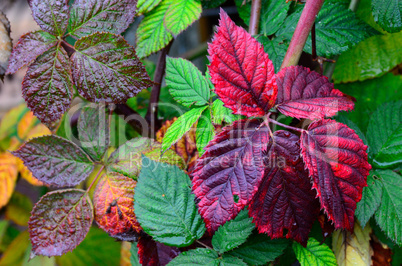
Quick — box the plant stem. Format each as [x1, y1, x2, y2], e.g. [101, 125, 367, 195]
[280, 0, 325, 69]
[114, 104, 147, 136]
[86, 165, 105, 193]
[249, 0, 262, 35]
[267, 117, 304, 133]
[196, 240, 213, 249]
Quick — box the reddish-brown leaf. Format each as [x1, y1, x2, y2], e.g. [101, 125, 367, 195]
[275, 66, 354, 120]
[137, 235, 180, 266]
[93, 172, 141, 241]
[192, 119, 270, 232]
[30, 0, 69, 36]
[300, 119, 371, 230]
[371, 238, 392, 266]
[208, 9, 277, 117]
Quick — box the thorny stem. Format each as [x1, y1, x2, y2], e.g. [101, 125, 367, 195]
[267, 117, 304, 133]
[86, 165, 105, 193]
[249, 0, 262, 35]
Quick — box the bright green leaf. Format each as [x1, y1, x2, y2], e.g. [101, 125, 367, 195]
[372, 0, 402, 33]
[164, 0, 202, 36]
[258, 36, 288, 73]
[196, 108, 214, 155]
[336, 115, 368, 145]
[212, 99, 242, 124]
[293, 238, 337, 266]
[137, 0, 163, 16]
[234, 0, 251, 25]
[202, 0, 226, 9]
[168, 248, 219, 265]
[356, 0, 387, 34]
[260, 0, 291, 35]
[219, 255, 247, 265]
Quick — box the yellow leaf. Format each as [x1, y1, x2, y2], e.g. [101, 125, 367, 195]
[0, 153, 18, 208]
[120, 241, 131, 266]
[25, 124, 51, 140]
[16, 158, 44, 186]
[17, 111, 36, 140]
[332, 221, 373, 266]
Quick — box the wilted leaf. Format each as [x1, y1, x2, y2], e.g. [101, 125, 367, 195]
[356, 173, 383, 227]
[208, 10, 276, 117]
[13, 135, 94, 187]
[137, 235, 180, 266]
[372, 0, 402, 33]
[5, 191, 32, 226]
[293, 238, 337, 266]
[94, 172, 141, 241]
[30, 0, 69, 36]
[72, 32, 152, 103]
[68, 0, 137, 39]
[0, 153, 18, 208]
[28, 189, 93, 257]
[137, 0, 163, 16]
[164, 0, 202, 36]
[0, 11, 11, 81]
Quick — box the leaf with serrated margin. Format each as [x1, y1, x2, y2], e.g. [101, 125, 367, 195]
[68, 0, 137, 39]
[168, 248, 219, 265]
[212, 209, 254, 253]
[293, 238, 337, 266]
[72, 32, 152, 103]
[300, 119, 371, 231]
[212, 99, 242, 125]
[164, 0, 202, 36]
[12, 135, 94, 187]
[366, 101, 402, 169]
[192, 119, 270, 232]
[228, 233, 289, 265]
[6, 31, 57, 75]
[375, 170, 402, 246]
[258, 36, 287, 73]
[208, 10, 277, 117]
[249, 130, 320, 245]
[260, 0, 290, 36]
[0, 153, 18, 208]
[135, 156, 206, 247]
[137, 0, 163, 16]
[29, 0, 69, 36]
[275, 66, 354, 120]
[78, 105, 110, 161]
[137, 235, 181, 266]
[22, 44, 73, 126]
[28, 189, 93, 257]
[372, 0, 402, 33]
[94, 172, 140, 241]
[166, 56, 210, 107]
[196, 108, 214, 155]
[108, 137, 185, 180]
[162, 106, 208, 152]
[0, 11, 11, 81]
[355, 173, 383, 227]
[136, 0, 173, 58]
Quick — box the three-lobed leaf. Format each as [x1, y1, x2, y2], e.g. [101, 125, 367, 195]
[164, 0, 202, 36]
[293, 238, 337, 266]
[29, 0, 69, 36]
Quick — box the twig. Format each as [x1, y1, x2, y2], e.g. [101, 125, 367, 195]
[267, 117, 304, 133]
[114, 104, 147, 136]
[249, 0, 262, 35]
[196, 240, 213, 249]
[86, 165, 105, 193]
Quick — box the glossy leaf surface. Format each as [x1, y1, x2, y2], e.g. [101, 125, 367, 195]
[372, 0, 402, 33]
[164, 0, 202, 36]
[293, 238, 337, 266]
[258, 36, 288, 73]
[30, 0, 69, 36]
[260, 0, 291, 35]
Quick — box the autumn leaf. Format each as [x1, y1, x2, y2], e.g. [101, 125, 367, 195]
[137, 235, 180, 266]
[0, 153, 18, 208]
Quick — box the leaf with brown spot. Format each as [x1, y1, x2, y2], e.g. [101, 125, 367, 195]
[0, 153, 18, 208]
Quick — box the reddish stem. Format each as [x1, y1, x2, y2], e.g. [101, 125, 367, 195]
[267, 117, 304, 133]
[249, 0, 262, 35]
[280, 0, 325, 69]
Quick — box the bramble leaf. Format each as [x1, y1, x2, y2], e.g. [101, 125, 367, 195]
[167, 248, 219, 265]
[212, 209, 254, 254]
[192, 119, 270, 231]
[29, 0, 69, 36]
[293, 238, 337, 266]
[68, 0, 137, 39]
[372, 0, 402, 33]
[6, 31, 57, 75]
[211, 99, 242, 125]
[93, 172, 141, 241]
[166, 56, 210, 107]
[275, 66, 354, 120]
[12, 135, 94, 187]
[300, 119, 371, 230]
[249, 130, 320, 245]
[164, 0, 202, 36]
[0, 153, 18, 209]
[0, 11, 11, 81]
[196, 108, 214, 155]
[72, 32, 152, 103]
[135, 156, 206, 247]
[136, 0, 163, 16]
[260, 0, 291, 36]
[137, 235, 180, 266]
[258, 36, 288, 73]
[28, 189, 93, 257]
[208, 10, 277, 117]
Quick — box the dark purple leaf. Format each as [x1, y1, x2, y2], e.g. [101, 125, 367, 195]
[137, 235, 180, 266]
[30, 0, 69, 36]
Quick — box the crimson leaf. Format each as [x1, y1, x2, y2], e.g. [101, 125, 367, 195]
[71, 32, 152, 103]
[208, 9, 277, 117]
[300, 119, 371, 230]
[192, 119, 270, 231]
[137, 235, 180, 266]
[28, 189, 93, 257]
[22, 44, 73, 126]
[30, 0, 69, 36]
[275, 66, 354, 120]
[68, 0, 137, 39]
[6, 31, 58, 74]
[12, 135, 94, 187]
[249, 130, 320, 245]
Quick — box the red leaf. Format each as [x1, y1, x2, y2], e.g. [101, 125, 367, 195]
[208, 9, 277, 117]
[192, 119, 270, 231]
[30, 0, 69, 36]
[249, 130, 320, 245]
[275, 66, 354, 120]
[137, 235, 180, 266]
[300, 119, 371, 230]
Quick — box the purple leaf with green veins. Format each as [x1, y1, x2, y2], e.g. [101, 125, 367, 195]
[21, 44, 73, 126]
[12, 135, 94, 187]
[6, 31, 58, 74]
[28, 189, 93, 257]
[71, 32, 152, 103]
[68, 0, 137, 39]
[29, 0, 69, 36]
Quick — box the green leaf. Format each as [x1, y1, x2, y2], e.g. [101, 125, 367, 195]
[336, 115, 367, 145]
[212, 99, 242, 124]
[12, 135, 94, 187]
[166, 57, 210, 107]
[366, 101, 402, 168]
[196, 108, 214, 155]
[130, 242, 141, 266]
[137, 0, 163, 16]
[276, 2, 377, 57]
[356, 0, 387, 34]
[168, 248, 219, 265]
[5, 191, 32, 227]
[355, 173, 383, 227]
[72, 32, 152, 103]
[260, 0, 291, 35]
[258, 36, 288, 73]
[164, 0, 202, 36]
[292, 238, 337, 266]
[374, 170, 402, 246]
[234, 0, 251, 25]
[219, 255, 247, 265]
[0, 231, 31, 265]
[372, 0, 402, 33]
[333, 31, 402, 83]
[134, 156, 206, 247]
[228, 233, 288, 265]
[162, 106, 208, 152]
[212, 209, 254, 254]
[136, 0, 173, 58]
[201, 0, 226, 9]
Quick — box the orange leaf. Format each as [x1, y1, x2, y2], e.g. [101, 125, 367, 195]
[17, 111, 36, 140]
[16, 158, 44, 186]
[0, 153, 18, 208]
